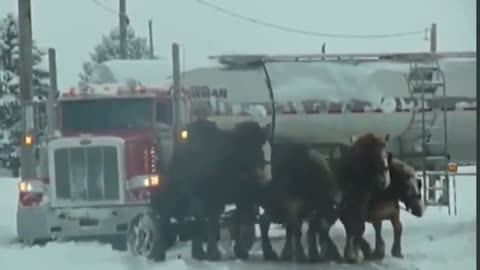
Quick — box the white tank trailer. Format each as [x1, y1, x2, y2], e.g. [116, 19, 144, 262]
[180, 52, 476, 168]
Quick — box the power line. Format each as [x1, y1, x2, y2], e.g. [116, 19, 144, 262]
[92, 0, 118, 16]
[92, 0, 127, 18]
[195, 0, 428, 39]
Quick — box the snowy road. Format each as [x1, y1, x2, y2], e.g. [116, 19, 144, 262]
[0, 166, 476, 270]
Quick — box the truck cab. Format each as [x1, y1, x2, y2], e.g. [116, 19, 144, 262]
[16, 81, 190, 249]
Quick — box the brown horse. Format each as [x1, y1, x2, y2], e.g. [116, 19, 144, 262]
[265, 133, 391, 264]
[256, 142, 343, 263]
[330, 133, 392, 263]
[359, 157, 425, 260]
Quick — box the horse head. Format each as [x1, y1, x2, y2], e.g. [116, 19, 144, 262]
[391, 159, 425, 217]
[232, 121, 272, 185]
[350, 133, 391, 190]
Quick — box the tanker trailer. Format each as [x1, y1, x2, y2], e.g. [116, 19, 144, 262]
[182, 52, 476, 162]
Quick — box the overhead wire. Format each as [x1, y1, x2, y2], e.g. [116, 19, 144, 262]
[92, 0, 127, 18]
[195, 0, 428, 39]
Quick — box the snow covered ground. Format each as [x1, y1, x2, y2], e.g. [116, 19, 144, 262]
[0, 166, 476, 270]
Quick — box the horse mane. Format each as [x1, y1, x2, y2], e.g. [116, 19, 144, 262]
[232, 121, 268, 147]
[333, 133, 388, 191]
[390, 158, 415, 176]
[350, 133, 386, 156]
[365, 156, 420, 208]
[389, 158, 417, 198]
[307, 149, 337, 186]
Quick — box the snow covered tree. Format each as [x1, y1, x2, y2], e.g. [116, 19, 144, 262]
[0, 13, 49, 158]
[79, 25, 154, 82]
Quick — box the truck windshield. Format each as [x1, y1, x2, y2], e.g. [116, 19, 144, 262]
[61, 98, 153, 133]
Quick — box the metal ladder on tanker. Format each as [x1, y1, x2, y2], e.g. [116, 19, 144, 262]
[398, 59, 457, 215]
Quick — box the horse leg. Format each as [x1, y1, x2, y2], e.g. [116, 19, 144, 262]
[288, 202, 307, 263]
[341, 217, 360, 264]
[280, 224, 294, 261]
[291, 219, 307, 263]
[390, 210, 404, 258]
[356, 222, 373, 260]
[206, 207, 222, 261]
[354, 221, 367, 261]
[357, 236, 373, 260]
[233, 203, 256, 260]
[307, 214, 321, 262]
[190, 200, 207, 260]
[321, 232, 342, 262]
[259, 212, 278, 261]
[372, 220, 385, 259]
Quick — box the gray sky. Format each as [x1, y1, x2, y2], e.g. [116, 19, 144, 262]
[0, 0, 476, 90]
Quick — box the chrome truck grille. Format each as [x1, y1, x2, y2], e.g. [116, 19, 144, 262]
[53, 146, 120, 202]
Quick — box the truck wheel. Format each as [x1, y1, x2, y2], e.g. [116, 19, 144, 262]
[33, 239, 49, 247]
[18, 238, 49, 247]
[127, 212, 167, 261]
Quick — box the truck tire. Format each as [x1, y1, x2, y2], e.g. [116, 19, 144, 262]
[127, 212, 167, 261]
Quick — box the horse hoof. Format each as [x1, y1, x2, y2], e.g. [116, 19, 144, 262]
[206, 249, 222, 261]
[294, 251, 308, 264]
[371, 251, 385, 260]
[280, 250, 293, 261]
[343, 257, 359, 264]
[392, 252, 404, 259]
[326, 250, 342, 262]
[391, 247, 403, 259]
[263, 250, 279, 261]
[192, 248, 207, 261]
[233, 245, 249, 260]
[363, 253, 373, 261]
[343, 253, 360, 264]
[308, 252, 322, 263]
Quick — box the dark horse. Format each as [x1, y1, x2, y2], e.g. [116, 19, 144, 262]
[358, 157, 425, 260]
[326, 133, 392, 263]
[149, 119, 271, 261]
[257, 142, 343, 263]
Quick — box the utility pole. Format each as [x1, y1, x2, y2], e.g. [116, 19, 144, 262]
[47, 48, 57, 137]
[172, 43, 181, 133]
[119, 0, 127, 59]
[148, 20, 154, 59]
[17, 0, 36, 178]
[430, 23, 437, 53]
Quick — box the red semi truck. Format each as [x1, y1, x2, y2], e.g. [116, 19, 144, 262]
[16, 81, 190, 249]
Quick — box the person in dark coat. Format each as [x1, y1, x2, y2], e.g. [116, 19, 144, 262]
[186, 103, 219, 146]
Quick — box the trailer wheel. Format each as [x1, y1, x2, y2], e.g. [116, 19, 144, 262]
[24, 238, 50, 247]
[127, 212, 167, 261]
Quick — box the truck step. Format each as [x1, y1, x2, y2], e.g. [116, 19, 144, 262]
[425, 170, 451, 176]
[425, 155, 449, 161]
[426, 186, 446, 191]
[425, 201, 449, 207]
[409, 125, 443, 131]
[400, 152, 449, 161]
[412, 66, 440, 73]
[425, 141, 447, 151]
[411, 82, 445, 94]
[412, 115, 436, 121]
